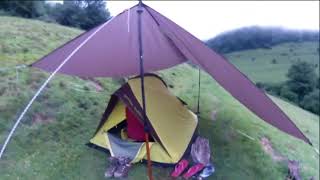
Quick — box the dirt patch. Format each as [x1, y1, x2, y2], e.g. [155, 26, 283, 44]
[80, 77, 104, 92]
[88, 78, 103, 92]
[260, 136, 287, 162]
[260, 137, 311, 179]
[32, 113, 54, 124]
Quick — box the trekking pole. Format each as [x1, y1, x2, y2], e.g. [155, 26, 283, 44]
[137, 1, 153, 180]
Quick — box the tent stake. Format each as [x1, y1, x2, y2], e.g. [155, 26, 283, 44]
[0, 19, 112, 159]
[137, 1, 153, 180]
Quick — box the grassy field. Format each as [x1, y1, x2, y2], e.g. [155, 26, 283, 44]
[0, 16, 319, 180]
[226, 42, 319, 83]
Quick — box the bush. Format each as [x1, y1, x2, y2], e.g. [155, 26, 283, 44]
[286, 61, 317, 101]
[0, 1, 111, 30]
[0, 9, 9, 16]
[256, 62, 319, 115]
[256, 82, 282, 96]
[279, 85, 298, 103]
[301, 89, 319, 115]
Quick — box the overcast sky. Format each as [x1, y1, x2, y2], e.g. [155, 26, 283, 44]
[107, 1, 319, 40]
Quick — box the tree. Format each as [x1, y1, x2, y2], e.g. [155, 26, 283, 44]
[81, 0, 110, 30]
[0, 0, 111, 30]
[52, 1, 84, 28]
[53, 0, 110, 30]
[286, 61, 317, 101]
[301, 89, 319, 115]
[0, 1, 47, 18]
[279, 85, 298, 103]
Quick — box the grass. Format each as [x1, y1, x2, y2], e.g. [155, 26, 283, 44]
[0, 16, 319, 180]
[226, 42, 319, 83]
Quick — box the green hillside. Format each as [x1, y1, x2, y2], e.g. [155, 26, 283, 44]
[226, 42, 319, 83]
[0, 16, 319, 180]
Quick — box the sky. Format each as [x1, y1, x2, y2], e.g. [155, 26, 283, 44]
[107, 1, 319, 40]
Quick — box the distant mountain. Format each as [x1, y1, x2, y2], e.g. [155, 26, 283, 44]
[206, 26, 319, 54]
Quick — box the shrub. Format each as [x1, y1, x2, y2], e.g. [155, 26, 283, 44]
[256, 82, 282, 96]
[286, 61, 317, 101]
[279, 85, 298, 104]
[301, 89, 319, 115]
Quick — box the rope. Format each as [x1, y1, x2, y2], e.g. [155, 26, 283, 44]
[196, 67, 201, 115]
[0, 18, 115, 159]
[230, 127, 255, 141]
[313, 147, 319, 156]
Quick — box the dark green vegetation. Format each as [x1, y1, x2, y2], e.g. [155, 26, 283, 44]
[0, 17, 319, 179]
[257, 61, 319, 115]
[225, 40, 319, 114]
[206, 26, 319, 54]
[0, 0, 110, 30]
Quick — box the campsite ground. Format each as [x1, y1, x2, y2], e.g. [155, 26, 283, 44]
[0, 16, 319, 180]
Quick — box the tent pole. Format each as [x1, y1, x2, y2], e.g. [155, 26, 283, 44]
[0, 20, 111, 160]
[137, 1, 153, 180]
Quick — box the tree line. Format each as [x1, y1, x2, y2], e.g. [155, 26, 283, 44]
[0, 0, 111, 30]
[206, 26, 319, 54]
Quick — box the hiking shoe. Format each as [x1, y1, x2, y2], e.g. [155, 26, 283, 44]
[171, 159, 189, 177]
[199, 163, 215, 178]
[104, 156, 119, 178]
[114, 157, 132, 178]
[117, 156, 131, 165]
[182, 163, 205, 179]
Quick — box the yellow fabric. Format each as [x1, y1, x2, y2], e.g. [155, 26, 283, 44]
[132, 142, 175, 164]
[120, 129, 128, 140]
[128, 76, 198, 162]
[90, 100, 126, 149]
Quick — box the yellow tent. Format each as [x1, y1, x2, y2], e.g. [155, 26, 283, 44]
[89, 74, 198, 164]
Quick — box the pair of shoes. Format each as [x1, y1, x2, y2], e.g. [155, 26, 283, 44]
[171, 159, 189, 177]
[182, 163, 205, 179]
[105, 157, 119, 178]
[170, 159, 205, 179]
[104, 156, 132, 178]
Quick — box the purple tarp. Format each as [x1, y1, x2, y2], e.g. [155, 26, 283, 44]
[31, 3, 311, 145]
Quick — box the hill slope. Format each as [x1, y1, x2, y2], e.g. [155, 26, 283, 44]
[226, 42, 319, 83]
[0, 16, 319, 180]
[206, 26, 319, 54]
